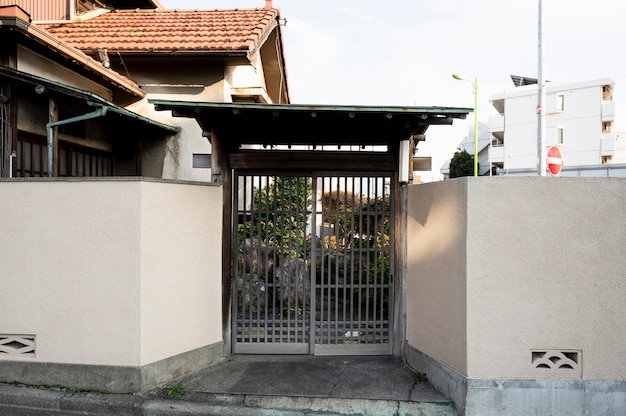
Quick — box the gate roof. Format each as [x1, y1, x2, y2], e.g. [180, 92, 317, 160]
[150, 100, 471, 148]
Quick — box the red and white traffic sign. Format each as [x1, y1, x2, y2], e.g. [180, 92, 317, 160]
[547, 146, 562, 176]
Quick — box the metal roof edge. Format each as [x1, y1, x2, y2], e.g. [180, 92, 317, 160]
[149, 99, 472, 117]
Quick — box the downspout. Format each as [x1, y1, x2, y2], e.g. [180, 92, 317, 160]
[46, 104, 108, 177]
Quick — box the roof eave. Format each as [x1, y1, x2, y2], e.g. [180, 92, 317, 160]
[109, 49, 250, 58]
[1, 15, 146, 101]
[149, 100, 470, 147]
[1, 66, 178, 133]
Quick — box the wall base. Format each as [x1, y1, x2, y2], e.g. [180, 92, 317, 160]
[406, 344, 467, 414]
[0, 342, 223, 393]
[406, 344, 626, 416]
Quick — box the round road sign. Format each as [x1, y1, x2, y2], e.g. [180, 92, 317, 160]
[547, 146, 562, 176]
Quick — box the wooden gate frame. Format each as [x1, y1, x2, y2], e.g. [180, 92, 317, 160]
[150, 100, 472, 357]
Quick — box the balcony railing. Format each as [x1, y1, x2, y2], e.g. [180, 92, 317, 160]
[489, 144, 505, 164]
[489, 114, 504, 133]
[602, 102, 615, 122]
[601, 134, 615, 156]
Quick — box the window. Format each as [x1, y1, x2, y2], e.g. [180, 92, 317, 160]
[15, 132, 111, 177]
[556, 127, 564, 145]
[556, 94, 565, 112]
[15, 134, 48, 177]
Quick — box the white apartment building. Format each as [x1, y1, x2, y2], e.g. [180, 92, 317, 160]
[488, 76, 626, 177]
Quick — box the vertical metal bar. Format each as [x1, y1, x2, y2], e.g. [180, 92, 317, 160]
[302, 176, 310, 343]
[348, 176, 356, 342]
[232, 173, 241, 347]
[381, 176, 387, 341]
[256, 176, 270, 342]
[284, 176, 291, 341]
[292, 176, 299, 342]
[242, 176, 251, 342]
[240, 174, 246, 344]
[267, 176, 280, 342]
[357, 177, 365, 341]
[277, 177, 285, 341]
[291, 176, 298, 342]
[322, 176, 330, 344]
[240, 175, 248, 342]
[341, 177, 347, 341]
[262, 175, 271, 343]
[332, 176, 339, 345]
[373, 177, 383, 342]
[255, 175, 264, 343]
[364, 176, 371, 333]
[247, 175, 255, 341]
[295, 176, 302, 342]
[310, 175, 318, 350]
[388, 175, 394, 345]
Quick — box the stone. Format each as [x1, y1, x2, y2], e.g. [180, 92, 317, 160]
[275, 257, 310, 305]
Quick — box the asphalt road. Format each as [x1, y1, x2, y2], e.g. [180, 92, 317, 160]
[0, 405, 97, 415]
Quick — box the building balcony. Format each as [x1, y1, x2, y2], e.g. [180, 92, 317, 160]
[601, 133, 615, 156]
[602, 102, 615, 122]
[489, 114, 504, 133]
[489, 144, 505, 164]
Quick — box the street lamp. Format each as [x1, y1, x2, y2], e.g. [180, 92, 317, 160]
[452, 74, 478, 176]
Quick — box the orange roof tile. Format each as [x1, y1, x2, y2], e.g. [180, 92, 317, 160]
[43, 8, 279, 53]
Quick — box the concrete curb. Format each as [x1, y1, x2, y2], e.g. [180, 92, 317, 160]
[1, 384, 458, 415]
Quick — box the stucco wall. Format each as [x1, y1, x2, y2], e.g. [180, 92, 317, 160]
[0, 178, 222, 369]
[406, 178, 468, 375]
[407, 177, 626, 381]
[140, 180, 223, 364]
[18, 46, 113, 100]
[125, 61, 225, 183]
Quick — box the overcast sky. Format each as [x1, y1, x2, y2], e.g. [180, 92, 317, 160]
[160, 0, 626, 179]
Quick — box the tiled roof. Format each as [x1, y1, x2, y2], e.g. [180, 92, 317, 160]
[43, 8, 279, 53]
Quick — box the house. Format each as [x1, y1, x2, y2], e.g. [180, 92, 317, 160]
[0, 4, 180, 178]
[488, 75, 626, 176]
[0, 0, 163, 22]
[0, 0, 289, 180]
[43, 1, 289, 181]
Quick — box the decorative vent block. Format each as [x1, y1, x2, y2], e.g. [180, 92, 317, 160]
[531, 349, 581, 377]
[0, 335, 36, 357]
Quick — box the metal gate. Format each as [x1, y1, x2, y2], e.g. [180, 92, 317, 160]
[233, 172, 393, 355]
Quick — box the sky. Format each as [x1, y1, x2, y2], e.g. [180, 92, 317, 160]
[160, 0, 626, 180]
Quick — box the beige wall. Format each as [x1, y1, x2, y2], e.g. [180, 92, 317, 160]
[140, 180, 223, 364]
[407, 177, 626, 380]
[18, 46, 113, 100]
[0, 178, 222, 367]
[406, 178, 468, 375]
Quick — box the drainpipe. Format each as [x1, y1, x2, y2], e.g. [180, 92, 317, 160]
[46, 104, 108, 177]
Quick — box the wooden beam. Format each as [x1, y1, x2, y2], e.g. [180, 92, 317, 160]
[229, 150, 395, 172]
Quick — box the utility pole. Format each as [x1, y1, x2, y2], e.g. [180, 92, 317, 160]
[537, 0, 547, 176]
